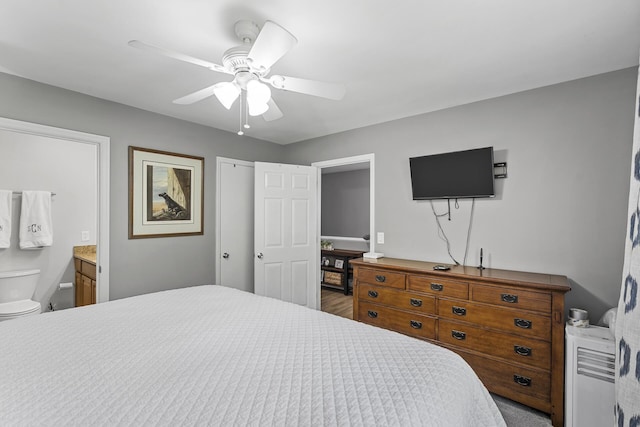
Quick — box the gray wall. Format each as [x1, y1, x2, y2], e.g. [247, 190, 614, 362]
[1, 68, 635, 321]
[321, 169, 370, 238]
[0, 72, 285, 301]
[285, 68, 637, 321]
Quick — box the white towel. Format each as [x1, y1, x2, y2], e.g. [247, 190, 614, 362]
[19, 191, 53, 249]
[0, 190, 11, 248]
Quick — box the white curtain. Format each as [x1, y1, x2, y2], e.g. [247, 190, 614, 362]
[615, 63, 640, 426]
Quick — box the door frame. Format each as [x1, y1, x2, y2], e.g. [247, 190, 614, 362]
[215, 156, 254, 286]
[312, 154, 375, 301]
[0, 117, 110, 302]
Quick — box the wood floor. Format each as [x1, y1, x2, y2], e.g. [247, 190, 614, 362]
[321, 288, 353, 319]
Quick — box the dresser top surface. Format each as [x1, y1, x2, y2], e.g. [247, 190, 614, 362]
[351, 257, 571, 292]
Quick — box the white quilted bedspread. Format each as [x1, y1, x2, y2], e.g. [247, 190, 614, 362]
[0, 285, 505, 426]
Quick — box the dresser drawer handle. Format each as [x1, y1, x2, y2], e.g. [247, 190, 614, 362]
[367, 310, 378, 319]
[513, 375, 532, 387]
[375, 275, 386, 283]
[410, 320, 422, 329]
[514, 318, 532, 329]
[430, 283, 443, 291]
[501, 293, 519, 303]
[367, 290, 379, 298]
[452, 306, 467, 316]
[410, 298, 422, 307]
[514, 345, 532, 357]
[451, 330, 466, 340]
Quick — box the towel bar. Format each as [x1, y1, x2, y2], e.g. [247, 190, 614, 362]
[11, 191, 56, 196]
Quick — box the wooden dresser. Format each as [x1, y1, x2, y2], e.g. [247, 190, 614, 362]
[351, 257, 570, 427]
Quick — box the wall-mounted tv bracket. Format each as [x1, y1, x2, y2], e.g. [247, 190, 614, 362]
[440, 162, 506, 221]
[494, 162, 508, 179]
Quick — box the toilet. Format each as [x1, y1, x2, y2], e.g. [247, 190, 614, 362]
[0, 269, 42, 322]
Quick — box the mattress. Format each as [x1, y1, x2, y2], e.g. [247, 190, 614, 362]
[0, 285, 505, 426]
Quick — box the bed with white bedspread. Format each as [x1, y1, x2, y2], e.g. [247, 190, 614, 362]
[0, 285, 505, 426]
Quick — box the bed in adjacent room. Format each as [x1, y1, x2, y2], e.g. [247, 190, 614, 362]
[0, 285, 505, 426]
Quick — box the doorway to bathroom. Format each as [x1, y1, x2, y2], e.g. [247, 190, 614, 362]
[0, 117, 110, 308]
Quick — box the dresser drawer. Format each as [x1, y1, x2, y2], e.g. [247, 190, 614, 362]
[439, 319, 551, 369]
[357, 268, 405, 289]
[358, 284, 436, 315]
[455, 349, 551, 406]
[358, 301, 436, 340]
[438, 299, 551, 340]
[471, 284, 551, 313]
[408, 275, 469, 299]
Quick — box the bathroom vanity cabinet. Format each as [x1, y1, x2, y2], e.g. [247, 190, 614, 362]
[74, 246, 96, 306]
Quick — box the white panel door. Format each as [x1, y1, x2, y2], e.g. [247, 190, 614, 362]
[217, 159, 254, 292]
[254, 162, 318, 308]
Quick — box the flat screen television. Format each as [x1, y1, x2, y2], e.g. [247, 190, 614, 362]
[409, 147, 495, 200]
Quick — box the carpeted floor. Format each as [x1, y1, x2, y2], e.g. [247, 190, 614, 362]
[492, 394, 552, 426]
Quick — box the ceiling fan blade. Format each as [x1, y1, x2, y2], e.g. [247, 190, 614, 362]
[172, 84, 220, 105]
[247, 21, 297, 71]
[267, 75, 346, 100]
[128, 40, 229, 74]
[262, 98, 283, 122]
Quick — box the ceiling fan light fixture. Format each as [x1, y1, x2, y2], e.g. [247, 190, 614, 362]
[213, 82, 241, 109]
[246, 80, 271, 105]
[248, 101, 269, 116]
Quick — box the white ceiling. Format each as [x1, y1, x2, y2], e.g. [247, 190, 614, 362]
[1, 1, 638, 144]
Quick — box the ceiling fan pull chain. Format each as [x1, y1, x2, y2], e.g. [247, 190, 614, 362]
[237, 90, 244, 136]
[244, 91, 250, 130]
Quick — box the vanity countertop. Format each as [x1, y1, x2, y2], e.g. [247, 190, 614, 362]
[73, 245, 96, 264]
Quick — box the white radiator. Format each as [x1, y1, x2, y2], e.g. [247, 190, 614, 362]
[565, 324, 615, 427]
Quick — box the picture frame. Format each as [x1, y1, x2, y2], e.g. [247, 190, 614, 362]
[129, 146, 204, 239]
[334, 259, 344, 269]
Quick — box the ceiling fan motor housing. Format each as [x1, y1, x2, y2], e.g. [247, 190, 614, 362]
[222, 45, 251, 74]
[222, 20, 270, 88]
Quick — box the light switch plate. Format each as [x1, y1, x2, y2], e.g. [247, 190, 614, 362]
[377, 232, 385, 244]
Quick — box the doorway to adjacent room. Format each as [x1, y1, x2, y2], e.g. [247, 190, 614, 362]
[312, 154, 374, 316]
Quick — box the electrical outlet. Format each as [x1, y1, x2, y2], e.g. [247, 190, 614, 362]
[377, 232, 385, 244]
[81, 231, 90, 241]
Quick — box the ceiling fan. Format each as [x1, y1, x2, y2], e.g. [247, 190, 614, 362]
[129, 20, 346, 126]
